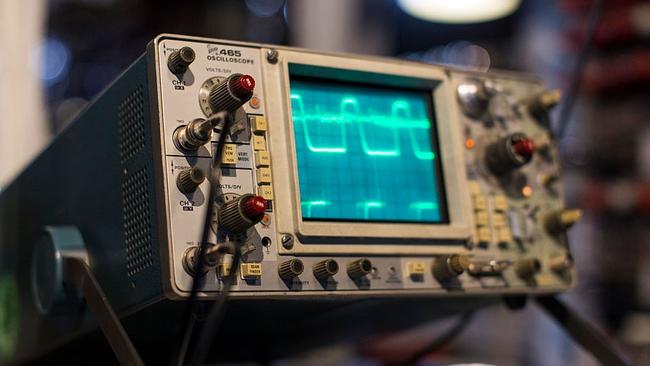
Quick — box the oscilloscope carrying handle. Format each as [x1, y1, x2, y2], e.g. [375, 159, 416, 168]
[62, 255, 145, 366]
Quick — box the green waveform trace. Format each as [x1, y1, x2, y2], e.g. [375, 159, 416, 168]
[290, 93, 436, 159]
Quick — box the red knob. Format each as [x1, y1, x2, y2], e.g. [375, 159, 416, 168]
[241, 195, 267, 219]
[230, 74, 255, 99]
[513, 137, 535, 158]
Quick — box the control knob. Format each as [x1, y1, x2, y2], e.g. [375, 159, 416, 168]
[167, 46, 195, 75]
[176, 167, 205, 194]
[218, 194, 267, 233]
[347, 258, 372, 279]
[456, 79, 490, 119]
[514, 258, 541, 279]
[485, 133, 536, 175]
[279, 259, 304, 280]
[209, 73, 255, 113]
[433, 254, 470, 282]
[313, 259, 339, 280]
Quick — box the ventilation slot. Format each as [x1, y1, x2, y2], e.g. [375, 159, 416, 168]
[118, 86, 145, 164]
[122, 167, 153, 277]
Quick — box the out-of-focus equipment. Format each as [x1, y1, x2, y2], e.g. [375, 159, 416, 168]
[0, 34, 579, 364]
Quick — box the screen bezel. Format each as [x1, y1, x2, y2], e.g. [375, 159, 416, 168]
[289, 73, 449, 224]
[263, 49, 473, 254]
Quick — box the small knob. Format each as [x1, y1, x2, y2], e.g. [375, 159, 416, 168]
[168, 46, 195, 74]
[208, 73, 256, 113]
[432, 254, 470, 282]
[347, 258, 372, 279]
[514, 258, 541, 279]
[549, 253, 574, 273]
[218, 194, 267, 233]
[174, 118, 218, 152]
[457, 79, 490, 119]
[523, 89, 561, 115]
[176, 167, 205, 194]
[313, 259, 339, 280]
[485, 133, 536, 175]
[544, 209, 582, 235]
[278, 259, 304, 280]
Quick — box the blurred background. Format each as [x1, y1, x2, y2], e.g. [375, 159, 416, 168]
[1, 0, 649, 364]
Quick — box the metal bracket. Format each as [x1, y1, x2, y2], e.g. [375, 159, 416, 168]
[31, 226, 144, 366]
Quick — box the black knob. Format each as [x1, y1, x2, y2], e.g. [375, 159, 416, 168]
[514, 258, 541, 279]
[485, 133, 536, 175]
[279, 259, 304, 280]
[347, 258, 372, 279]
[218, 194, 267, 233]
[176, 167, 205, 194]
[313, 259, 339, 280]
[432, 254, 469, 282]
[168, 46, 195, 74]
[208, 73, 255, 113]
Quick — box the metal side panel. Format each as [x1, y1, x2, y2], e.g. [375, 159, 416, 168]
[0, 55, 164, 362]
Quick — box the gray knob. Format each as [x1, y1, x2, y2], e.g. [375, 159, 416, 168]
[347, 258, 372, 279]
[176, 167, 205, 194]
[168, 46, 195, 74]
[433, 254, 470, 282]
[279, 259, 304, 280]
[514, 258, 541, 279]
[218, 194, 267, 233]
[208, 73, 255, 113]
[457, 79, 490, 119]
[313, 259, 339, 280]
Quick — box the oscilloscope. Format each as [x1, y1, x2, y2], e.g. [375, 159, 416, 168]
[0, 34, 579, 361]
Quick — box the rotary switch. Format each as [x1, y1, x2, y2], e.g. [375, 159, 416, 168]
[347, 258, 372, 279]
[279, 259, 304, 280]
[218, 194, 267, 233]
[514, 258, 541, 279]
[313, 259, 339, 280]
[167, 46, 195, 74]
[208, 73, 255, 113]
[177, 167, 205, 194]
[485, 133, 536, 175]
[433, 254, 470, 282]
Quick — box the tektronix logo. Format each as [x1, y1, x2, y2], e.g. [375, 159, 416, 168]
[207, 45, 220, 54]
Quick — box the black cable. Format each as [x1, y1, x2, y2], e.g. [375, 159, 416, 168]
[188, 249, 242, 366]
[404, 311, 475, 365]
[555, 0, 605, 139]
[536, 296, 635, 366]
[172, 111, 234, 366]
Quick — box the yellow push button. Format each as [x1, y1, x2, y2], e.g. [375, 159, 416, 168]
[222, 143, 237, 164]
[255, 151, 271, 167]
[475, 211, 489, 226]
[256, 167, 272, 184]
[492, 213, 507, 227]
[252, 135, 266, 151]
[478, 227, 491, 244]
[473, 195, 487, 211]
[467, 180, 481, 196]
[407, 262, 426, 277]
[241, 263, 263, 278]
[497, 227, 513, 243]
[218, 263, 232, 277]
[258, 184, 273, 200]
[250, 116, 267, 133]
[494, 195, 508, 211]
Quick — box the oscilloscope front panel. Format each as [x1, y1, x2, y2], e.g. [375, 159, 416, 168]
[152, 34, 575, 298]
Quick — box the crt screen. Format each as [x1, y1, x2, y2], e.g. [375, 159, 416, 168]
[290, 77, 448, 223]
